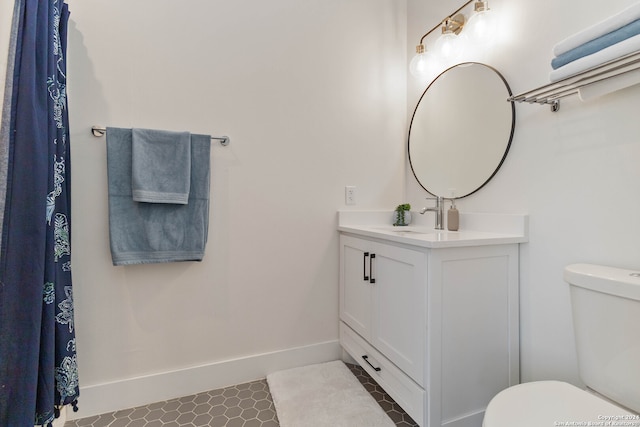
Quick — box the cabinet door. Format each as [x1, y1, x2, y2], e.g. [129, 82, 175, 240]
[340, 234, 427, 384]
[340, 235, 373, 339]
[371, 242, 427, 384]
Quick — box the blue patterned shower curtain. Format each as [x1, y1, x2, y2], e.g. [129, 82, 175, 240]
[0, 0, 79, 425]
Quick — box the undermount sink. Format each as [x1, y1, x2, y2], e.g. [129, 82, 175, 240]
[373, 226, 440, 235]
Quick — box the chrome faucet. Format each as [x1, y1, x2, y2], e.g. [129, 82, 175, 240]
[420, 196, 444, 230]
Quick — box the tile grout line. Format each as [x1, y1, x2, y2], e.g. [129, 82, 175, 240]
[64, 363, 418, 427]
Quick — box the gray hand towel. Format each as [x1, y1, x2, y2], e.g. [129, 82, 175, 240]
[132, 128, 191, 204]
[106, 127, 210, 265]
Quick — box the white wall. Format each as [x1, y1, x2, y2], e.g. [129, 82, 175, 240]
[407, 0, 640, 386]
[63, 0, 407, 417]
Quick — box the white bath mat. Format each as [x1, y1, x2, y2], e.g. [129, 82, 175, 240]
[266, 360, 395, 427]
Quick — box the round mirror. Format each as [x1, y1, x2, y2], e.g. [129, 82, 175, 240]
[408, 62, 515, 198]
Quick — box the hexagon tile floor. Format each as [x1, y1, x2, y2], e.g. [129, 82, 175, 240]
[64, 363, 419, 427]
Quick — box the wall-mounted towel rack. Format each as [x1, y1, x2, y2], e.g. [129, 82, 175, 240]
[91, 125, 230, 146]
[508, 51, 640, 112]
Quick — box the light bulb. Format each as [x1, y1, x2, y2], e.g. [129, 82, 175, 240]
[434, 32, 461, 62]
[464, 7, 496, 47]
[409, 44, 439, 79]
[409, 45, 438, 79]
[409, 52, 429, 78]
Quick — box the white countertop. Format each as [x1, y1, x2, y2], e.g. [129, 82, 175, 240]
[338, 211, 528, 249]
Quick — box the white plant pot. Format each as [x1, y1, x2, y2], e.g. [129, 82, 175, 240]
[392, 210, 412, 226]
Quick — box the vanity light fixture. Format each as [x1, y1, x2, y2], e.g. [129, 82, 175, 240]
[433, 14, 465, 62]
[464, 0, 497, 46]
[410, 0, 495, 78]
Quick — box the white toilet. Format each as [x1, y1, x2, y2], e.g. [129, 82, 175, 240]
[484, 263, 640, 426]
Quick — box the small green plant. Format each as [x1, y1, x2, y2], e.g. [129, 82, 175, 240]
[393, 203, 411, 226]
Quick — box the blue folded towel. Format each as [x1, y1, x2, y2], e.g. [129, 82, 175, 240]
[552, 18, 640, 69]
[553, 2, 640, 56]
[132, 128, 191, 204]
[550, 33, 640, 82]
[106, 127, 210, 265]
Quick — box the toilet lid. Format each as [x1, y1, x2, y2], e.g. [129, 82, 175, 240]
[483, 381, 636, 427]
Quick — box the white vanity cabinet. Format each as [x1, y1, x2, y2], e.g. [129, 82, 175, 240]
[339, 231, 520, 427]
[340, 235, 427, 383]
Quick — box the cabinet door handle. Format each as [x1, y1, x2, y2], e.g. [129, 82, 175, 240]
[363, 252, 369, 281]
[369, 253, 376, 284]
[362, 355, 381, 372]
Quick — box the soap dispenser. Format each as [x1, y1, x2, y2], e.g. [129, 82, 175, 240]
[447, 199, 459, 231]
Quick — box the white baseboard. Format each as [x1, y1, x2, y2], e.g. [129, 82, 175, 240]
[70, 340, 342, 420]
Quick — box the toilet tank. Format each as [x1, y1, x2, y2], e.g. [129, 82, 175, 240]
[564, 263, 640, 413]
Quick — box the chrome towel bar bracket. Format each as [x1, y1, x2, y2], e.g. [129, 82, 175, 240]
[90, 126, 230, 146]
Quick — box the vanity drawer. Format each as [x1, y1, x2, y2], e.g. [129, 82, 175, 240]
[340, 321, 425, 425]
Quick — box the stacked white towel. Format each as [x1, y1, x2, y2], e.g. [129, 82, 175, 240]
[550, 2, 640, 82]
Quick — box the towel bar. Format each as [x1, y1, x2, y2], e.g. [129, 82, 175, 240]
[90, 126, 230, 146]
[507, 51, 640, 112]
